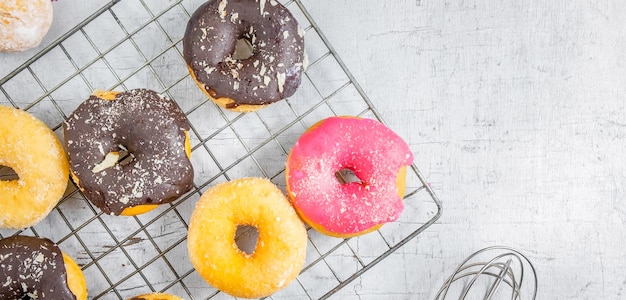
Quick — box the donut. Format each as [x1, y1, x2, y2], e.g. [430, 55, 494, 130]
[183, 0, 306, 112]
[286, 116, 414, 238]
[0, 0, 54, 52]
[128, 293, 183, 300]
[187, 177, 307, 298]
[0, 105, 69, 229]
[63, 89, 194, 216]
[0, 235, 87, 300]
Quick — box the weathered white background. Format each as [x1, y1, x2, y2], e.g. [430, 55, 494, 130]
[303, 1, 626, 299]
[2, 0, 625, 299]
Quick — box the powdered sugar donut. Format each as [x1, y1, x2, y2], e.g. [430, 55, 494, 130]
[188, 178, 307, 298]
[0, 0, 54, 52]
[286, 116, 414, 237]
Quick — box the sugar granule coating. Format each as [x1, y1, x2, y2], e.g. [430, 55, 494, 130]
[188, 177, 307, 298]
[0, 105, 69, 229]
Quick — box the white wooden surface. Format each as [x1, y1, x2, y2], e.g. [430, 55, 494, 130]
[304, 1, 626, 299]
[1, 0, 625, 299]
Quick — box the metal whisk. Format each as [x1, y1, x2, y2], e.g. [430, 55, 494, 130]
[434, 246, 538, 300]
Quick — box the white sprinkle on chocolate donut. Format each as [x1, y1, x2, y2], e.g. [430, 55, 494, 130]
[183, 0, 305, 111]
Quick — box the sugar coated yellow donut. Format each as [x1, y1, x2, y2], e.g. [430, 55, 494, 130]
[0, 105, 69, 229]
[286, 116, 413, 238]
[0, 0, 54, 52]
[0, 235, 87, 300]
[187, 178, 307, 299]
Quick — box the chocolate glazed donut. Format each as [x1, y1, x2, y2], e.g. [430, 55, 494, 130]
[64, 89, 194, 216]
[0, 236, 75, 300]
[183, 0, 306, 111]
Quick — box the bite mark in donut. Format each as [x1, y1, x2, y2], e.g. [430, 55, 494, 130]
[286, 116, 414, 238]
[0, 235, 87, 300]
[64, 89, 194, 216]
[183, 0, 306, 112]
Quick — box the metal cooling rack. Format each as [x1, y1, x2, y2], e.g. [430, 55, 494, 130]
[0, 0, 442, 299]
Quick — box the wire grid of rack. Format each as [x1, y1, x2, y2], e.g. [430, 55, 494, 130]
[0, 0, 442, 299]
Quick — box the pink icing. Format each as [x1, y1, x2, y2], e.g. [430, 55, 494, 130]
[287, 117, 414, 235]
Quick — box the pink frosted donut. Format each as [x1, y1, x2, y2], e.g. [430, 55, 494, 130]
[286, 116, 414, 237]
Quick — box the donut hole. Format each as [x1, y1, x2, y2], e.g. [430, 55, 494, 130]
[232, 38, 254, 60]
[335, 169, 363, 185]
[92, 145, 135, 173]
[0, 165, 19, 181]
[235, 224, 259, 255]
[116, 147, 135, 166]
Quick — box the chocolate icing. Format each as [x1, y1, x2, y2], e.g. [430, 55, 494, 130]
[63, 89, 194, 215]
[183, 0, 305, 108]
[0, 235, 75, 300]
